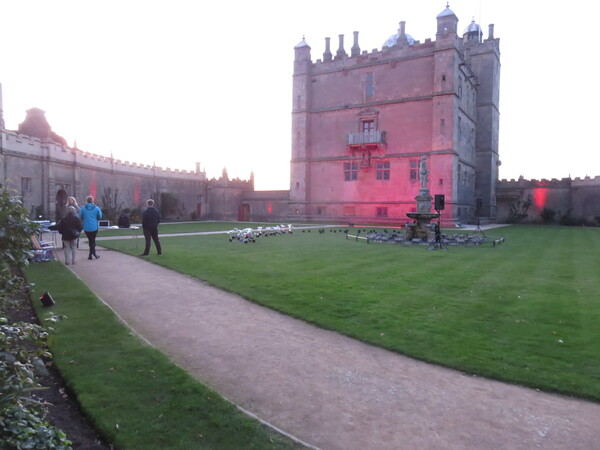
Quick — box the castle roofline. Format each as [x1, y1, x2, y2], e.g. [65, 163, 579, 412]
[294, 37, 310, 49]
[437, 3, 456, 18]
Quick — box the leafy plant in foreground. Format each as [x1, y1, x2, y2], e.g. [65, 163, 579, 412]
[0, 184, 72, 449]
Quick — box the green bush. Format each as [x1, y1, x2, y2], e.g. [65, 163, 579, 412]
[540, 207, 556, 224]
[0, 403, 72, 449]
[0, 319, 50, 409]
[0, 184, 72, 449]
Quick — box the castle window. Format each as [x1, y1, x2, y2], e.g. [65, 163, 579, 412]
[344, 162, 358, 181]
[317, 206, 326, 215]
[21, 177, 32, 192]
[362, 119, 375, 141]
[366, 72, 374, 97]
[376, 207, 388, 217]
[376, 161, 390, 180]
[409, 160, 418, 181]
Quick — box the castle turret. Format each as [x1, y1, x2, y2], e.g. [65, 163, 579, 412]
[436, 3, 459, 38]
[465, 22, 501, 217]
[293, 37, 311, 75]
[290, 37, 313, 217]
[463, 18, 482, 43]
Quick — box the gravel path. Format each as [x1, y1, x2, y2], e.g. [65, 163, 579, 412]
[66, 244, 600, 450]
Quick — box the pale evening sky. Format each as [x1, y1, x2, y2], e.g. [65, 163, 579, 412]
[1, 0, 598, 190]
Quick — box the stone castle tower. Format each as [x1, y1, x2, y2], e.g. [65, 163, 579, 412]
[289, 5, 500, 224]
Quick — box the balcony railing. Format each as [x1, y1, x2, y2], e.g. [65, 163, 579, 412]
[347, 130, 385, 146]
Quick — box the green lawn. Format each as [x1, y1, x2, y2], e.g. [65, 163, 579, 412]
[99, 224, 600, 401]
[27, 262, 299, 450]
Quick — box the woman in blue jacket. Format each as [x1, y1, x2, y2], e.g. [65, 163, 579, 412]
[79, 195, 102, 259]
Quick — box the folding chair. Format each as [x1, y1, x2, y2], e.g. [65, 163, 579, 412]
[31, 234, 56, 262]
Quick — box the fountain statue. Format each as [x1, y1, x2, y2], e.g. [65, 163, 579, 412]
[405, 155, 440, 241]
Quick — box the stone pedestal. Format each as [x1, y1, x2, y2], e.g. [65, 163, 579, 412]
[415, 190, 433, 213]
[404, 190, 439, 241]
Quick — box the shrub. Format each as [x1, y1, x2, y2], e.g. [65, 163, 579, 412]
[0, 403, 72, 449]
[0, 184, 72, 449]
[0, 184, 38, 310]
[507, 199, 531, 223]
[540, 207, 556, 224]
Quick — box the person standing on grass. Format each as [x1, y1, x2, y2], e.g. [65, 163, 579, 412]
[79, 195, 102, 260]
[141, 199, 162, 256]
[57, 206, 83, 265]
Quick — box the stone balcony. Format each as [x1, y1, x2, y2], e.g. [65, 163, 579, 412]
[346, 130, 386, 151]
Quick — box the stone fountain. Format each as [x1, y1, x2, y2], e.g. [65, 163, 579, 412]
[405, 155, 439, 241]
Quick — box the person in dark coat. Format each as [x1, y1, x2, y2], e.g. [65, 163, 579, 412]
[57, 206, 83, 265]
[141, 199, 162, 256]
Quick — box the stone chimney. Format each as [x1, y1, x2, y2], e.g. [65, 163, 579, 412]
[323, 37, 332, 62]
[335, 34, 347, 59]
[488, 24, 495, 40]
[351, 31, 360, 57]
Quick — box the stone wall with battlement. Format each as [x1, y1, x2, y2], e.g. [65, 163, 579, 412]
[2, 131, 206, 180]
[0, 128, 255, 223]
[311, 38, 435, 71]
[496, 177, 600, 225]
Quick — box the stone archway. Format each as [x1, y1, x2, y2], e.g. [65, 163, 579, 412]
[55, 189, 68, 222]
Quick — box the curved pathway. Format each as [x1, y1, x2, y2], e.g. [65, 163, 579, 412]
[65, 242, 600, 450]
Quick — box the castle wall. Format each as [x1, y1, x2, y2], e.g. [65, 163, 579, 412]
[205, 183, 247, 221]
[242, 190, 290, 222]
[0, 129, 256, 223]
[496, 177, 600, 224]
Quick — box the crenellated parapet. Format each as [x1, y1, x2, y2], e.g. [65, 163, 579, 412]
[2, 129, 207, 182]
[310, 36, 435, 73]
[498, 176, 600, 188]
[496, 176, 600, 225]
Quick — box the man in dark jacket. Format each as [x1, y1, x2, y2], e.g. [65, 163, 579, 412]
[141, 199, 162, 256]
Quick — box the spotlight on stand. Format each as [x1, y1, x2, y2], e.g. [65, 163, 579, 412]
[40, 291, 55, 307]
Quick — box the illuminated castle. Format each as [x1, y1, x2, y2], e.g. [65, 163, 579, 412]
[289, 4, 500, 224]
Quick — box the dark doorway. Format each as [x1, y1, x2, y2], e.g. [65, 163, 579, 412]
[238, 204, 250, 222]
[55, 190, 68, 221]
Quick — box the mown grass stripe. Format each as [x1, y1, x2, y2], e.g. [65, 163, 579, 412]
[99, 224, 600, 401]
